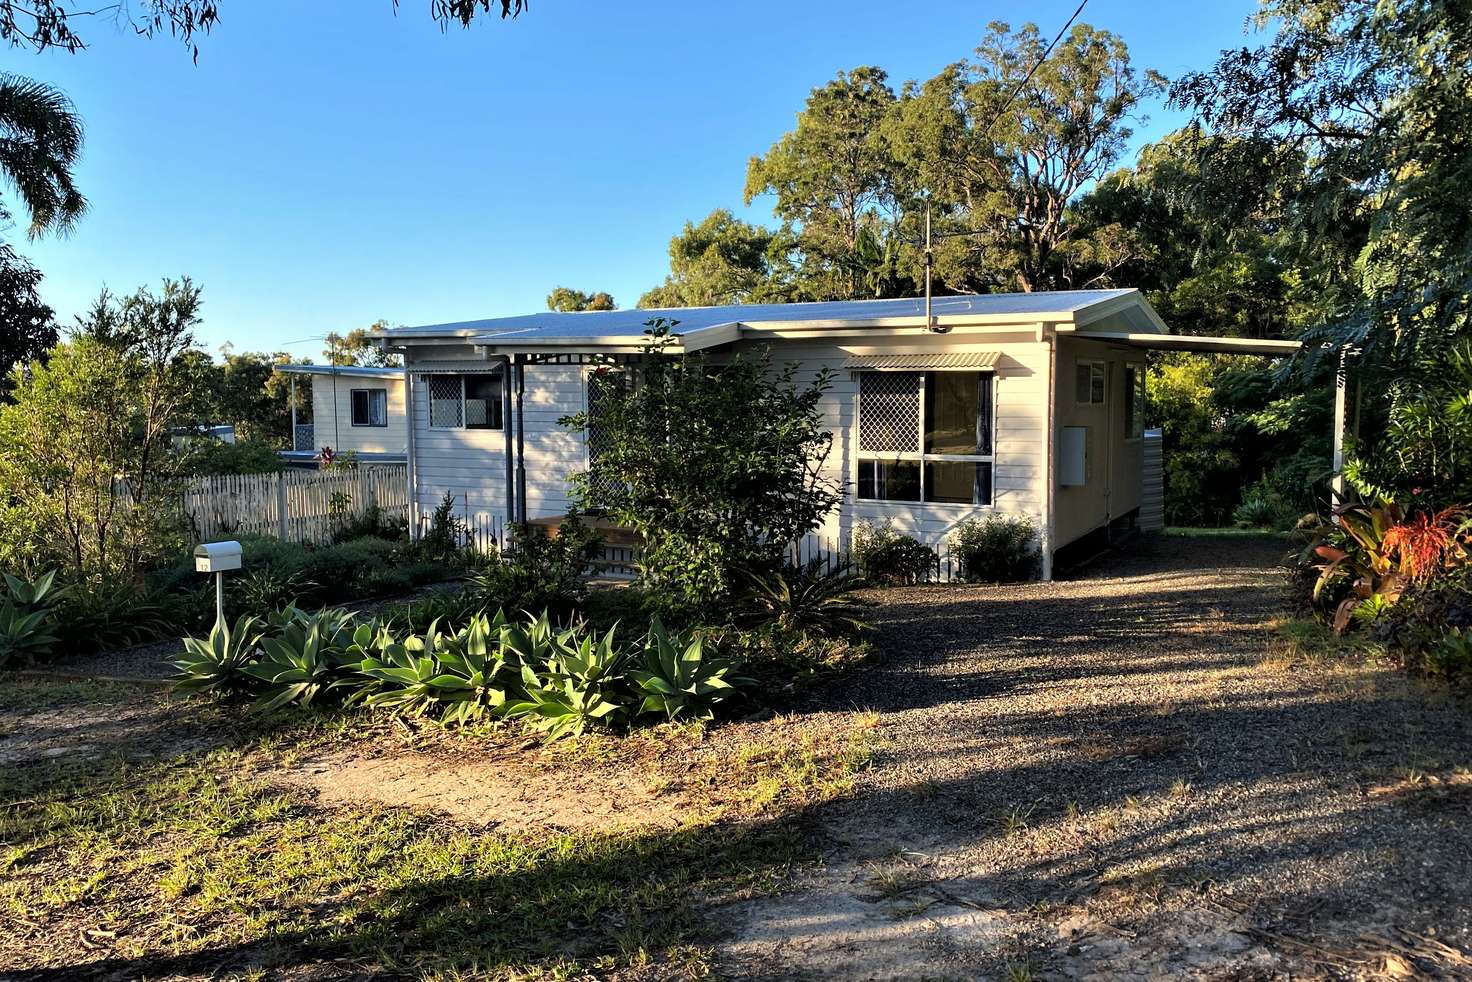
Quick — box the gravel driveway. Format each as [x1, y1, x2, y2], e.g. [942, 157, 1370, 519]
[722, 534, 1472, 980]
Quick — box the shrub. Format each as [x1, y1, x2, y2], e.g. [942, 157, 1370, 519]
[0, 570, 59, 668]
[740, 560, 868, 636]
[630, 617, 748, 721]
[331, 503, 409, 544]
[51, 580, 204, 654]
[950, 515, 1038, 583]
[1374, 568, 1472, 678]
[471, 515, 602, 617]
[561, 321, 841, 611]
[418, 492, 470, 561]
[171, 615, 266, 697]
[851, 521, 935, 586]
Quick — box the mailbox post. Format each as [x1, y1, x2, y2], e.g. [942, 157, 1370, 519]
[194, 541, 242, 625]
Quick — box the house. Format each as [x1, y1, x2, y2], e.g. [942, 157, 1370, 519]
[272, 364, 408, 466]
[373, 290, 1300, 578]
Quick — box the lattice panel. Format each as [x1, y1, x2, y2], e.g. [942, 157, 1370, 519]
[427, 374, 462, 428]
[858, 371, 921, 454]
[585, 372, 624, 500]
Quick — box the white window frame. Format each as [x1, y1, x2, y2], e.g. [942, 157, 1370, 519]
[1123, 363, 1146, 441]
[854, 369, 998, 507]
[1076, 360, 1107, 406]
[349, 387, 388, 428]
[427, 373, 504, 431]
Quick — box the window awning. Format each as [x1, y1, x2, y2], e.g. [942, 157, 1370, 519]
[843, 351, 1002, 371]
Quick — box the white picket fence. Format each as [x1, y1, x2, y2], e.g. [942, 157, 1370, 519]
[182, 465, 409, 543]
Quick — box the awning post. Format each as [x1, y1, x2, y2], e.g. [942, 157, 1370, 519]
[1331, 348, 1349, 506]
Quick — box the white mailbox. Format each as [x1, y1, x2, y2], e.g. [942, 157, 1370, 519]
[194, 541, 242, 574]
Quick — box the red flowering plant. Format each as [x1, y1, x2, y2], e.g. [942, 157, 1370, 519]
[1308, 501, 1472, 634]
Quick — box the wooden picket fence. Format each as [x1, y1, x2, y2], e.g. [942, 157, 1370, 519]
[182, 465, 409, 543]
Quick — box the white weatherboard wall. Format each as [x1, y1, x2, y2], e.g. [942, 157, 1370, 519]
[312, 375, 407, 456]
[409, 364, 586, 528]
[406, 331, 1053, 557]
[730, 333, 1049, 552]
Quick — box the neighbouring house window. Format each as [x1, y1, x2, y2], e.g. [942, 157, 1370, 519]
[1076, 361, 1106, 405]
[856, 370, 994, 506]
[350, 388, 388, 427]
[1124, 365, 1145, 439]
[427, 373, 503, 430]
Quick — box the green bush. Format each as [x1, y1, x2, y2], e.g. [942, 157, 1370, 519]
[630, 617, 748, 721]
[471, 515, 602, 617]
[1374, 568, 1472, 679]
[51, 580, 206, 655]
[949, 515, 1038, 583]
[851, 521, 935, 586]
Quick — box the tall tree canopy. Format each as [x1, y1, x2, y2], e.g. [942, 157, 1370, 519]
[546, 287, 616, 312]
[638, 210, 795, 309]
[0, 244, 54, 393]
[883, 21, 1164, 293]
[323, 321, 401, 367]
[744, 66, 904, 301]
[1172, 0, 1472, 369]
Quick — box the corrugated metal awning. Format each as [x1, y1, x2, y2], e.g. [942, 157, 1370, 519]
[843, 351, 1002, 371]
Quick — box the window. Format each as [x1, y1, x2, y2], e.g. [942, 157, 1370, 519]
[1076, 361, 1106, 405]
[1124, 365, 1145, 439]
[350, 388, 387, 427]
[856, 370, 994, 505]
[465, 375, 503, 430]
[427, 373, 503, 430]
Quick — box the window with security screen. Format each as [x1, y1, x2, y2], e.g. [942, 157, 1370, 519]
[426, 373, 504, 430]
[856, 370, 995, 506]
[428, 375, 463, 428]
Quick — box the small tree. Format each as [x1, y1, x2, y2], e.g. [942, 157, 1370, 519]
[562, 321, 840, 611]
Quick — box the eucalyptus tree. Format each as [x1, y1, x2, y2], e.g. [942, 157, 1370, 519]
[0, 0, 525, 56]
[744, 66, 907, 300]
[882, 21, 1165, 293]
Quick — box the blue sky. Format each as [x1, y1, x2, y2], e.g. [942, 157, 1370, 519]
[7, 0, 1261, 359]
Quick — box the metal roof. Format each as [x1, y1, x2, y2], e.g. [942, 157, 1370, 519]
[377, 290, 1143, 344]
[273, 364, 405, 379]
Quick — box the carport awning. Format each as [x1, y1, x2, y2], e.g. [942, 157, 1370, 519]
[1081, 332, 1302, 356]
[843, 351, 1002, 370]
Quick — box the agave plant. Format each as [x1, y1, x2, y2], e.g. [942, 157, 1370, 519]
[630, 617, 749, 721]
[0, 569, 60, 668]
[503, 621, 629, 740]
[430, 610, 516, 726]
[241, 607, 359, 712]
[353, 620, 451, 717]
[740, 560, 869, 637]
[172, 615, 266, 696]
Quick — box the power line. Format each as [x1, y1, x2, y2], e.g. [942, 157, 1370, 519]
[983, 0, 1090, 140]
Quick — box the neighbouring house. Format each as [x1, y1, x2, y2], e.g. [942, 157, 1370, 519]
[373, 290, 1300, 578]
[272, 364, 408, 466]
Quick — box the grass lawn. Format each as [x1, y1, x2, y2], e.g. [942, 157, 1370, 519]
[0, 680, 881, 980]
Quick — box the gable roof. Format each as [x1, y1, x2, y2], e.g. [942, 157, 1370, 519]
[375, 289, 1167, 352]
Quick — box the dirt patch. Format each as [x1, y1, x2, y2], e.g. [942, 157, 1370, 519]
[276, 748, 686, 833]
[0, 682, 219, 766]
